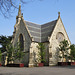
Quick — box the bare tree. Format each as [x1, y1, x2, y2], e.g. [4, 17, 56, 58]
[0, 0, 59, 18]
[0, 0, 42, 17]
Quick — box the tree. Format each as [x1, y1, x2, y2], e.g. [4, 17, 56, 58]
[37, 43, 45, 63]
[58, 39, 70, 62]
[0, 35, 12, 52]
[69, 44, 75, 61]
[0, 0, 42, 17]
[14, 42, 24, 63]
[0, 50, 2, 63]
[6, 42, 25, 64]
[6, 42, 14, 64]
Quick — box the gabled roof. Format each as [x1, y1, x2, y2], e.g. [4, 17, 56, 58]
[25, 20, 57, 42]
[16, 5, 57, 42]
[41, 20, 57, 42]
[25, 21, 41, 42]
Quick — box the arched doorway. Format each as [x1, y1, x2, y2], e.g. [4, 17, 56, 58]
[19, 34, 24, 51]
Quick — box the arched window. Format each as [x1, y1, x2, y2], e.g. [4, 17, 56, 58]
[19, 34, 24, 51]
[56, 32, 64, 43]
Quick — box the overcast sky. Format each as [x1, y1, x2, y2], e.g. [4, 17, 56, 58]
[0, 0, 75, 44]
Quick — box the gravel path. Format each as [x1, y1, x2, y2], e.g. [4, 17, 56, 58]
[0, 66, 75, 75]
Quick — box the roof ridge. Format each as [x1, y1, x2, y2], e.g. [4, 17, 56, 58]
[25, 19, 57, 26]
[41, 19, 57, 26]
[25, 20, 40, 25]
[25, 19, 57, 42]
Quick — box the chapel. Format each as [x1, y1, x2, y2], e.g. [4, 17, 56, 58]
[12, 5, 71, 67]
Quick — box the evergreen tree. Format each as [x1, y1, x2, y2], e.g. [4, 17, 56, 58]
[0, 35, 12, 52]
[6, 43, 14, 64]
[37, 43, 45, 63]
[58, 39, 70, 62]
[0, 50, 2, 63]
[14, 42, 24, 63]
[69, 44, 75, 61]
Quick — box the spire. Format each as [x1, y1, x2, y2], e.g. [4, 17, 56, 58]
[18, 4, 21, 18]
[16, 4, 22, 23]
[58, 12, 60, 18]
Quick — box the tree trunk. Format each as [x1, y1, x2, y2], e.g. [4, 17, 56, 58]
[62, 51, 64, 62]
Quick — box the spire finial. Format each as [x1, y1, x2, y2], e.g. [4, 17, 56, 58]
[18, 4, 21, 17]
[58, 12, 60, 18]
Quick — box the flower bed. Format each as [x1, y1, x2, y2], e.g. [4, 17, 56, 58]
[7, 63, 24, 67]
[0, 63, 1, 66]
[38, 63, 44, 67]
[58, 62, 68, 66]
[58, 62, 75, 66]
[67, 62, 71, 65]
[71, 62, 75, 65]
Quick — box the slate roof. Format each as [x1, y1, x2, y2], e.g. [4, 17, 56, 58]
[25, 20, 57, 42]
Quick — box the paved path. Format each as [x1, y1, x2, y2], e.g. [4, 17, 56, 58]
[0, 66, 75, 75]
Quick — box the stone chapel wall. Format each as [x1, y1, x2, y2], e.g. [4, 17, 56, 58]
[49, 18, 71, 66]
[13, 18, 31, 66]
